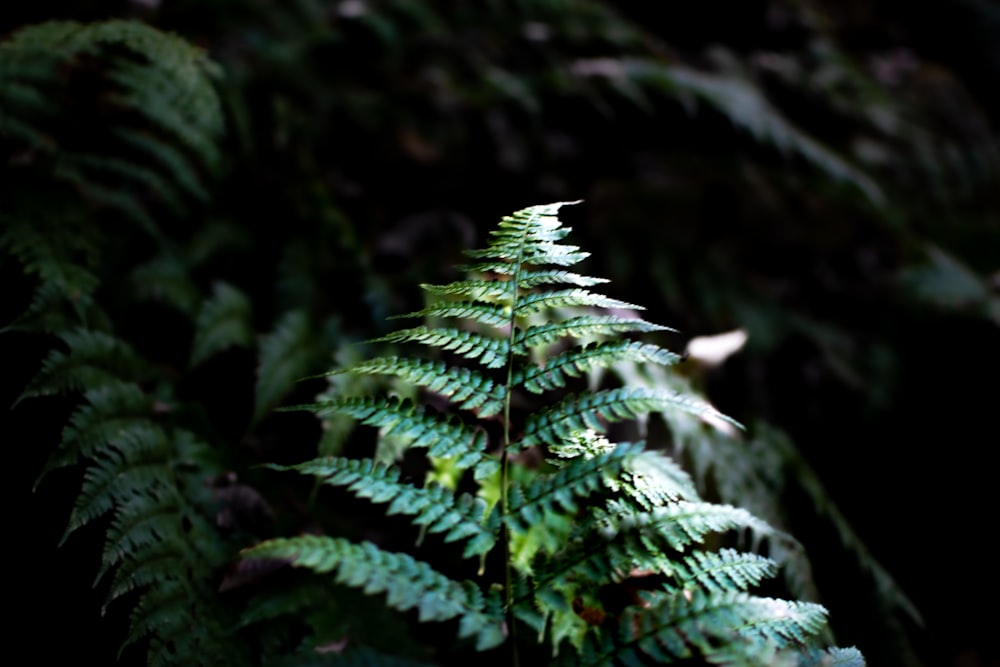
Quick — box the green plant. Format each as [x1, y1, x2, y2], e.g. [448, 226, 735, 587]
[3, 20, 263, 667]
[235, 202, 863, 665]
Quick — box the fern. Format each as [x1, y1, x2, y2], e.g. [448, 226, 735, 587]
[4, 19, 246, 667]
[27, 330, 246, 667]
[239, 202, 861, 664]
[0, 20, 224, 238]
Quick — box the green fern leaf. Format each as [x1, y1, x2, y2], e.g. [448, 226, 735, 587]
[243, 201, 856, 663]
[517, 341, 681, 393]
[372, 326, 511, 368]
[21, 328, 149, 400]
[420, 279, 515, 302]
[514, 269, 610, 289]
[240, 536, 506, 650]
[0, 218, 100, 330]
[36, 383, 153, 482]
[326, 357, 505, 416]
[619, 449, 702, 509]
[508, 442, 641, 532]
[255, 309, 316, 423]
[270, 458, 499, 557]
[462, 201, 587, 270]
[603, 500, 777, 552]
[302, 396, 489, 465]
[513, 288, 643, 316]
[673, 548, 777, 594]
[129, 254, 201, 315]
[514, 315, 672, 352]
[64, 428, 171, 539]
[585, 590, 828, 665]
[392, 301, 510, 328]
[520, 387, 735, 450]
[191, 281, 253, 366]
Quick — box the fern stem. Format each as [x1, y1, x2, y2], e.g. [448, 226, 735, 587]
[500, 220, 534, 667]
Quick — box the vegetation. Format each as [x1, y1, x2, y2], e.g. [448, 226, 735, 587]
[234, 201, 861, 664]
[4, 3, 997, 666]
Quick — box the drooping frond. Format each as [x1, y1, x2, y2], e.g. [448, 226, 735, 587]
[269, 458, 499, 557]
[325, 357, 505, 416]
[240, 536, 506, 650]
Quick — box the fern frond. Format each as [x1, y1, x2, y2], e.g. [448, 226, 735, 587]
[596, 500, 777, 553]
[21, 328, 149, 400]
[517, 341, 681, 393]
[191, 282, 253, 366]
[327, 357, 504, 416]
[0, 20, 225, 236]
[270, 458, 499, 557]
[462, 201, 587, 270]
[520, 387, 735, 449]
[505, 442, 642, 570]
[240, 536, 506, 650]
[302, 396, 489, 465]
[129, 255, 201, 315]
[513, 289, 643, 316]
[0, 217, 101, 331]
[514, 315, 672, 352]
[244, 201, 856, 662]
[64, 427, 171, 538]
[672, 548, 778, 594]
[582, 57, 884, 206]
[803, 647, 866, 667]
[36, 383, 152, 481]
[420, 279, 515, 302]
[115, 127, 211, 203]
[255, 309, 316, 423]
[509, 442, 640, 531]
[620, 449, 701, 509]
[372, 326, 511, 369]
[391, 301, 510, 328]
[97, 486, 183, 584]
[515, 269, 610, 289]
[585, 590, 828, 666]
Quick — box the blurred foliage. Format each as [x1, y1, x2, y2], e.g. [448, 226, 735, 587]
[3, 1, 998, 666]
